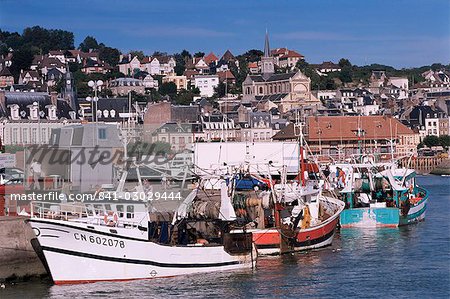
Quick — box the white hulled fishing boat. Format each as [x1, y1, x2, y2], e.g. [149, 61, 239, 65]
[27, 167, 256, 284]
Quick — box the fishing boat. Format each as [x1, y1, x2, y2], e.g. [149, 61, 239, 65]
[248, 190, 344, 255]
[229, 120, 344, 255]
[332, 162, 428, 228]
[26, 167, 256, 284]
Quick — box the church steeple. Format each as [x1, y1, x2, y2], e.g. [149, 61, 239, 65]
[261, 30, 274, 79]
[264, 30, 270, 57]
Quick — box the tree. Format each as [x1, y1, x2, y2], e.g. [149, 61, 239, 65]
[21, 26, 74, 53]
[215, 82, 226, 97]
[194, 52, 205, 58]
[99, 46, 120, 66]
[173, 52, 187, 76]
[152, 51, 167, 57]
[10, 46, 35, 79]
[230, 59, 247, 92]
[438, 135, 450, 148]
[241, 49, 263, 62]
[79, 36, 99, 52]
[159, 82, 177, 96]
[339, 66, 353, 83]
[130, 91, 151, 103]
[180, 49, 191, 59]
[174, 64, 185, 76]
[422, 135, 440, 148]
[338, 58, 352, 68]
[176, 89, 196, 105]
[129, 50, 145, 61]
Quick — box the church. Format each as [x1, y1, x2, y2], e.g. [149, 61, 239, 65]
[242, 32, 319, 112]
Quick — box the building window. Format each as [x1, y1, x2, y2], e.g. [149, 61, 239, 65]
[41, 128, 47, 143]
[98, 128, 107, 139]
[31, 128, 37, 144]
[259, 87, 263, 94]
[12, 128, 18, 144]
[23, 128, 28, 144]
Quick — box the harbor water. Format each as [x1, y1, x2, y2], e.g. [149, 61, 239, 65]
[1, 175, 449, 298]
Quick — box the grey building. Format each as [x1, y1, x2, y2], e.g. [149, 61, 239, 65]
[39, 123, 124, 192]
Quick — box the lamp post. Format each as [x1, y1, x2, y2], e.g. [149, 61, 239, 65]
[86, 80, 103, 146]
[86, 80, 103, 123]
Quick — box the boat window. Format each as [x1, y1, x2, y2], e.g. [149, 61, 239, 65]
[104, 204, 112, 212]
[93, 204, 103, 215]
[84, 204, 93, 216]
[126, 205, 134, 219]
[116, 205, 124, 217]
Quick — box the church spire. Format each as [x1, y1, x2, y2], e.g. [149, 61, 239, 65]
[261, 30, 274, 78]
[264, 29, 270, 57]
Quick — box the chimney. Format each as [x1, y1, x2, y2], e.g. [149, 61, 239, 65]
[119, 54, 123, 62]
[50, 91, 58, 106]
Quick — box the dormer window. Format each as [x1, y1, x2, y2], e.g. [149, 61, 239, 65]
[110, 110, 116, 118]
[30, 105, 39, 120]
[48, 105, 57, 120]
[103, 110, 109, 118]
[10, 105, 20, 120]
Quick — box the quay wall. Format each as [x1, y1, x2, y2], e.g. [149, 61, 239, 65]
[430, 159, 450, 175]
[398, 156, 449, 174]
[0, 216, 46, 281]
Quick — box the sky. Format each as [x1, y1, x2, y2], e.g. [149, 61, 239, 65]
[0, 0, 449, 68]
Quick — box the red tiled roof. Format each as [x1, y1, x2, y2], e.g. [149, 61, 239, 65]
[271, 48, 304, 58]
[141, 56, 151, 64]
[271, 48, 288, 56]
[248, 62, 258, 68]
[221, 50, 235, 62]
[279, 50, 303, 59]
[184, 69, 199, 79]
[204, 52, 218, 64]
[217, 70, 235, 81]
[307, 116, 415, 142]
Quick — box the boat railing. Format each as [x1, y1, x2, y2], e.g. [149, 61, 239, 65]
[30, 201, 147, 229]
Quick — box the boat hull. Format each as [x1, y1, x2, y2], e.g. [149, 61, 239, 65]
[251, 196, 344, 255]
[28, 219, 255, 284]
[251, 215, 339, 255]
[340, 207, 399, 228]
[340, 193, 428, 228]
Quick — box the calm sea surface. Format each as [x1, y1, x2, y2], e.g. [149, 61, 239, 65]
[2, 175, 449, 298]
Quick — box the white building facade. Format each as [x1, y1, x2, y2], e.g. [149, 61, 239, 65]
[194, 75, 219, 97]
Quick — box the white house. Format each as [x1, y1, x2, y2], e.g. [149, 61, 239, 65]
[143, 56, 176, 75]
[118, 55, 142, 76]
[143, 75, 159, 89]
[194, 75, 219, 97]
[388, 77, 409, 90]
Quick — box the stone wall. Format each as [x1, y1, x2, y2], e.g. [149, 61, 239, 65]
[0, 217, 46, 281]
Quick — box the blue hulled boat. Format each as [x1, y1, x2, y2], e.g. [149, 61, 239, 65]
[333, 163, 428, 228]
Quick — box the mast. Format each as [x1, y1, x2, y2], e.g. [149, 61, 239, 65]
[295, 112, 306, 187]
